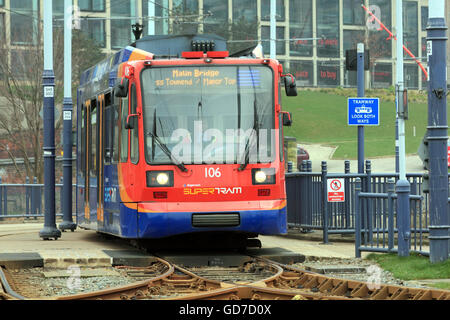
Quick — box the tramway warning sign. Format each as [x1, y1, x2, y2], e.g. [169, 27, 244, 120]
[348, 98, 379, 126]
[327, 178, 345, 202]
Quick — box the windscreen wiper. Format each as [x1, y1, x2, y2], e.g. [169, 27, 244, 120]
[147, 131, 188, 173]
[238, 103, 259, 172]
[238, 130, 255, 171]
[150, 108, 187, 172]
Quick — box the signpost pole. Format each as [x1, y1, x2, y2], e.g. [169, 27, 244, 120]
[357, 43, 364, 174]
[39, 0, 61, 240]
[395, 0, 410, 257]
[321, 161, 329, 244]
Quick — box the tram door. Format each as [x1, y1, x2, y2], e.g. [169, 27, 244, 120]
[85, 98, 98, 224]
[83, 100, 91, 222]
[97, 94, 105, 227]
[81, 101, 89, 222]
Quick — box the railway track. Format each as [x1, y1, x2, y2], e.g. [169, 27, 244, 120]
[2, 255, 450, 300]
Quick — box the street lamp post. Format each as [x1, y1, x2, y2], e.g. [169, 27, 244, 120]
[395, 0, 411, 257]
[39, 0, 61, 240]
[59, 0, 77, 232]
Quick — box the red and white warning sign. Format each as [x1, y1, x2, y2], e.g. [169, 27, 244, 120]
[447, 145, 450, 167]
[327, 178, 345, 202]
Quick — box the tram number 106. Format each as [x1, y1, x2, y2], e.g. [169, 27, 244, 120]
[205, 167, 221, 178]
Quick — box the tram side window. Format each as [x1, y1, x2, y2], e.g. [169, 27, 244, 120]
[120, 95, 129, 162]
[90, 102, 97, 176]
[81, 104, 86, 173]
[279, 114, 284, 162]
[278, 79, 284, 162]
[113, 99, 119, 163]
[104, 92, 112, 164]
[130, 84, 139, 164]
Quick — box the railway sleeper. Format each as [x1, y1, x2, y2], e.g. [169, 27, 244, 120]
[350, 283, 370, 298]
[303, 276, 319, 289]
[390, 288, 411, 300]
[317, 278, 334, 292]
[330, 280, 348, 296]
[412, 289, 433, 300]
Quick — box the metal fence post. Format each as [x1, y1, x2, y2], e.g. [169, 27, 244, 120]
[355, 177, 362, 258]
[3, 178, 7, 216]
[307, 160, 312, 173]
[396, 179, 411, 257]
[31, 177, 36, 217]
[59, 176, 63, 219]
[307, 160, 313, 229]
[33, 177, 39, 218]
[344, 160, 351, 229]
[387, 178, 395, 251]
[299, 160, 306, 228]
[302, 160, 312, 231]
[366, 160, 373, 243]
[25, 176, 30, 217]
[287, 161, 293, 173]
[38, 178, 42, 216]
[322, 161, 329, 244]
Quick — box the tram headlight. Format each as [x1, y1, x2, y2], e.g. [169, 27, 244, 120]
[252, 168, 276, 185]
[156, 173, 169, 185]
[255, 171, 267, 183]
[146, 170, 174, 187]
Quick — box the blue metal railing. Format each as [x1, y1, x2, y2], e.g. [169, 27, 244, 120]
[0, 177, 76, 219]
[354, 177, 428, 257]
[285, 160, 447, 256]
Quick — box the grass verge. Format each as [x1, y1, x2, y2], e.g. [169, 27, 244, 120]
[366, 252, 450, 289]
[282, 88, 450, 159]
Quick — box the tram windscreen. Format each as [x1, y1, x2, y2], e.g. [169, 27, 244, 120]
[141, 65, 275, 165]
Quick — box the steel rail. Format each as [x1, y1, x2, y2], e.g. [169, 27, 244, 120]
[165, 284, 352, 300]
[0, 267, 27, 300]
[55, 258, 174, 300]
[53, 258, 289, 300]
[7, 253, 449, 300]
[253, 257, 450, 300]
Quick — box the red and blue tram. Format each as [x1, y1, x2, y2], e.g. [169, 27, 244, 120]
[76, 34, 296, 243]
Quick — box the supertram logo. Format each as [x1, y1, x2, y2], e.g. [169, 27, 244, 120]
[183, 187, 242, 195]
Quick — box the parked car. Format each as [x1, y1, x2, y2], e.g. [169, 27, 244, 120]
[297, 146, 310, 170]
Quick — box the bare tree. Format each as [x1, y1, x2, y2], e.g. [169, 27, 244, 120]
[0, 24, 104, 182]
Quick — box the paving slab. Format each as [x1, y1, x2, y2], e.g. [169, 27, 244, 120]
[258, 235, 367, 259]
[0, 252, 43, 269]
[37, 249, 112, 268]
[103, 249, 159, 267]
[245, 247, 305, 264]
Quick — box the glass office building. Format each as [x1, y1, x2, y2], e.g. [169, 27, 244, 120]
[0, 0, 448, 89]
